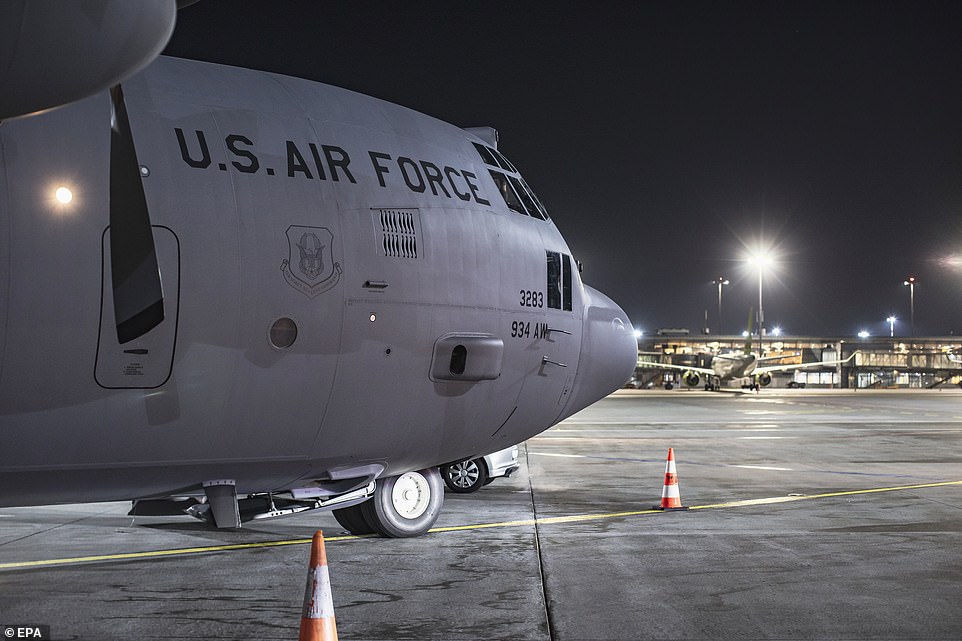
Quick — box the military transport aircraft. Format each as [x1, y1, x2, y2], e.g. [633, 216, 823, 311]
[0, 2, 637, 537]
[641, 310, 855, 391]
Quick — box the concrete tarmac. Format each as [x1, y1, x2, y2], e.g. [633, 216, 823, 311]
[2, 389, 961, 640]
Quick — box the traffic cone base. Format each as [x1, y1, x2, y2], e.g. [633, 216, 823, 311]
[300, 618, 338, 641]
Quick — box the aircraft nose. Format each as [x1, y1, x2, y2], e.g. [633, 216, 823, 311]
[560, 285, 637, 421]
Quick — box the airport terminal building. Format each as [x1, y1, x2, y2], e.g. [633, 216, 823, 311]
[636, 334, 962, 389]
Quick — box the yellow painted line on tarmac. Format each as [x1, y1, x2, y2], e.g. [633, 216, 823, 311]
[734, 465, 794, 471]
[0, 532, 372, 570]
[688, 480, 962, 511]
[2, 480, 960, 571]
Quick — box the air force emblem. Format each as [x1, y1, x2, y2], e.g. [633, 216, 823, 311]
[281, 225, 342, 298]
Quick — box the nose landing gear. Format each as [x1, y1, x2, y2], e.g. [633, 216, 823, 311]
[333, 467, 444, 538]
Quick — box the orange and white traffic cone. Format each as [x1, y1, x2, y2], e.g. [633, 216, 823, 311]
[298, 530, 338, 641]
[654, 447, 688, 511]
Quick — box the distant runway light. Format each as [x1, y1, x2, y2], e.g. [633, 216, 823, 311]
[858, 330, 870, 338]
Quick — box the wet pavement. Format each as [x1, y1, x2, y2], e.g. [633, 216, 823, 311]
[2, 389, 961, 640]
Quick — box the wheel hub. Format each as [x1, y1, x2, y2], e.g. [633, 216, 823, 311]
[391, 472, 430, 519]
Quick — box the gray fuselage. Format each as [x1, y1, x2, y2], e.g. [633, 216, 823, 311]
[0, 57, 636, 507]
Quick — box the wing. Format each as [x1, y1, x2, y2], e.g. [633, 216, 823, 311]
[712, 353, 744, 362]
[754, 352, 858, 375]
[637, 361, 714, 376]
[755, 352, 801, 363]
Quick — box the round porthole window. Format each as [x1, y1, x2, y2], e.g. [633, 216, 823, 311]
[269, 317, 298, 349]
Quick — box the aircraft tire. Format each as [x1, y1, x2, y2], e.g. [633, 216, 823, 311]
[360, 468, 444, 538]
[332, 503, 376, 535]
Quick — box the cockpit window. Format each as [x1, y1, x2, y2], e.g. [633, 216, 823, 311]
[472, 142, 498, 167]
[525, 181, 549, 219]
[509, 175, 548, 221]
[472, 141, 550, 221]
[488, 170, 526, 216]
[490, 147, 517, 173]
[507, 175, 535, 217]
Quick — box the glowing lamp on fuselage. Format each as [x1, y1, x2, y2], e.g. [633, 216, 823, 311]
[54, 186, 73, 204]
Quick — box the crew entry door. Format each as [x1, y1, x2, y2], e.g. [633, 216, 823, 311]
[500, 248, 582, 442]
[540, 250, 581, 416]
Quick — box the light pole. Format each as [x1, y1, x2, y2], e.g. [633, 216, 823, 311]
[747, 251, 773, 337]
[758, 268, 764, 337]
[712, 277, 729, 333]
[886, 315, 896, 338]
[903, 277, 917, 337]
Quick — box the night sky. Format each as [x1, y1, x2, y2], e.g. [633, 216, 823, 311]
[165, 1, 962, 337]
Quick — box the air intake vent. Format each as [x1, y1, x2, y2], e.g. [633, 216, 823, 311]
[374, 208, 420, 259]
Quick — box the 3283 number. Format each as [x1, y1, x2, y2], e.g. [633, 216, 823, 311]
[520, 289, 544, 308]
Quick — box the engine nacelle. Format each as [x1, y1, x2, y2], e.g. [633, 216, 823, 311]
[757, 372, 773, 387]
[0, 0, 177, 119]
[683, 371, 700, 387]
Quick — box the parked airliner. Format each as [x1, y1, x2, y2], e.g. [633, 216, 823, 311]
[641, 311, 855, 391]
